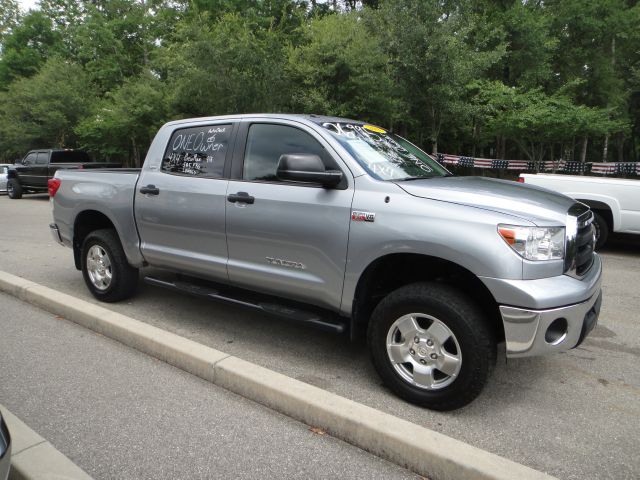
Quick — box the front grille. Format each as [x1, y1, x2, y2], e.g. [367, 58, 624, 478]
[565, 204, 595, 277]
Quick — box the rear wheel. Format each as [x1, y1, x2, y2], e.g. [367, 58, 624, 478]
[7, 179, 22, 199]
[81, 229, 138, 302]
[368, 282, 496, 411]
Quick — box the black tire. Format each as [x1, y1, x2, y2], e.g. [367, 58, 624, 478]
[7, 179, 22, 199]
[592, 211, 609, 249]
[367, 282, 496, 411]
[81, 229, 138, 302]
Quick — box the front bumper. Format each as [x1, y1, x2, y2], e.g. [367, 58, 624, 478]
[489, 254, 603, 358]
[0, 412, 11, 480]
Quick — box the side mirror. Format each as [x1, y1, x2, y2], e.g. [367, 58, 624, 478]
[276, 154, 343, 187]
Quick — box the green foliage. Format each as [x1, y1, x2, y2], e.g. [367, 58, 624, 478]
[0, 11, 63, 87]
[286, 12, 397, 124]
[0, 0, 638, 163]
[0, 0, 20, 45]
[76, 71, 166, 165]
[161, 12, 289, 117]
[0, 57, 92, 159]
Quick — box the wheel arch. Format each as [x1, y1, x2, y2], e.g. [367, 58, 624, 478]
[73, 210, 118, 270]
[574, 197, 616, 231]
[350, 253, 503, 344]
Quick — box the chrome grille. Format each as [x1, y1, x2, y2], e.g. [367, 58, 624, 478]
[565, 204, 595, 278]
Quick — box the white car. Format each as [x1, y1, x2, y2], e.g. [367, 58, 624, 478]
[519, 173, 640, 247]
[0, 165, 13, 194]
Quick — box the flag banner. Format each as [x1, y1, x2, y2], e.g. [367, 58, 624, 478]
[431, 153, 640, 176]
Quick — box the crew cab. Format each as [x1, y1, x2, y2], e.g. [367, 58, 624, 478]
[6, 149, 121, 199]
[519, 173, 640, 248]
[49, 114, 602, 410]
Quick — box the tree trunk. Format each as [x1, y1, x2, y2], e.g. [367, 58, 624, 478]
[131, 136, 139, 168]
[617, 132, 624, 162]
[603, 134, 609, 162]
[580, 136, 588, 163]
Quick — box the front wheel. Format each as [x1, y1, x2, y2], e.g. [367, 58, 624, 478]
[368, 282, 496, 411]
[81, 229, 138, 302]
[7, 179, 22, 199]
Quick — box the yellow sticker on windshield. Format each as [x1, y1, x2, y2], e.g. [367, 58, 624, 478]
[363, 124, 386, 134]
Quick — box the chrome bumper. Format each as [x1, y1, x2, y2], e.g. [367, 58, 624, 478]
[49, 223, 64, 245]
[498, 255, 603, 358]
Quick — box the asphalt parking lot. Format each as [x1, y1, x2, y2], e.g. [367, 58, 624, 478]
[1, 194, 639, 479]
[0, 291, 417, 479]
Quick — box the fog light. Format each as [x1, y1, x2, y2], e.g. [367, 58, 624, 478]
[545, 318, 568, 345]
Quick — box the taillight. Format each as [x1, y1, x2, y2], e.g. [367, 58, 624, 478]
[48, 178, 61, 197]
[517, 177, 525, 183]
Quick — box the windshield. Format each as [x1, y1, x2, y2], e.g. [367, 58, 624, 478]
[322, 122, 450, 181]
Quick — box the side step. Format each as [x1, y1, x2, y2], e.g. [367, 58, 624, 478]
[144, 275, 348, 334]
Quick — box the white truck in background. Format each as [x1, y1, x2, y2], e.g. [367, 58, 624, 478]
[519, 173, 640, 248]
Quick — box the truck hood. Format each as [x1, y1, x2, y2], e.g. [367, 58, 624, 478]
[396, 176, 576, 225]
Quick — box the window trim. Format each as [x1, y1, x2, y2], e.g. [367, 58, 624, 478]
[232, 120, 349, 190]
[160, 122, 238, 180]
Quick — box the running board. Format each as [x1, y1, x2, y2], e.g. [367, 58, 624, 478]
[144, 275, 347, 334]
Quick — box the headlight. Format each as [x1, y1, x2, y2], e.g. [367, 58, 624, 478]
[498, 225, 565, 260]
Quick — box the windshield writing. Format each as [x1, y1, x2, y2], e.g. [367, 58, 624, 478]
[322, 122, 448, 180]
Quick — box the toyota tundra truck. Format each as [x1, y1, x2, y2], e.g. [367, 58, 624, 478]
[49, 114, 602, 410]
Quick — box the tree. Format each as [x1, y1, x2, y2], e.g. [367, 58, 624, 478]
[373, 0, 505, 153]
[76, 71, 167, 165]
[286, 11, 397, 125]
[161, 12, 290, 117]
[0, 0, 20, 47]
[0, 10, 63, 87]
[0, 57, 92, 159]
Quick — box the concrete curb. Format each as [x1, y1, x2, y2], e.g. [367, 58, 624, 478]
[0, 271, 556, 480]
[1, 404, 92, 480]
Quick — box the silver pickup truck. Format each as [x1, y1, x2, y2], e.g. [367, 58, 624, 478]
[50, 114, 602, 410]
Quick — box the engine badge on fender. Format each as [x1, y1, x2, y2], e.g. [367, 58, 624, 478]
[352, 211, 376, 222]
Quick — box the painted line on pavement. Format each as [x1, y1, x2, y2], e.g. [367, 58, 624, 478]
[0, 270, 556, 480]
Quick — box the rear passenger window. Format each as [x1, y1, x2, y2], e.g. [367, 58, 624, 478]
[162, 124, 232, 177]
[243, 124, 338, 182]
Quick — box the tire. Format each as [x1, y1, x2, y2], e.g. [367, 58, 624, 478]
[367, 282, 496, 411]
[592, 211, 609, 249]
[81, 229, 138, 302]
[7, 179, 22, 199]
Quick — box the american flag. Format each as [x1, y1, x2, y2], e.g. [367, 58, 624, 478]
[458, 156, 475, 168]
[430, 153, 640, 175]
[591, 163, 616, 175]
[562, 162, 588, 174]
[616, 163, 637, 175]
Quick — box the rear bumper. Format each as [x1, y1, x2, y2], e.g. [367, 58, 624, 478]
[489, 254, 603, 357]
[49, 223, 64, 245]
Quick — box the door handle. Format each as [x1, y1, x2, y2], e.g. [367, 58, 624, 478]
[140, 184, 160, 195]
[227, 192, 255, 204]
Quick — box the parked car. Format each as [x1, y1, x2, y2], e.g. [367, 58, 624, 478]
[49, 114, 602, 410]
[0, 164, 11, 194]
[519, 173, 640, 248]
[6, 149, 121, 199]
[0, 410, 11, 480]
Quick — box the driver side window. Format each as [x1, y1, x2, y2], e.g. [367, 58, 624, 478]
[243, 124, 337, 183]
